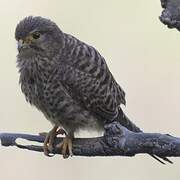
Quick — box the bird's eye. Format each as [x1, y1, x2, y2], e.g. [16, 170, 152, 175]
[32, 32, 41, 39]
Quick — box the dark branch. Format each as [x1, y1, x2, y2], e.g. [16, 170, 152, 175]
[160, 0, 180, 30]
[0, 122, 180, 158]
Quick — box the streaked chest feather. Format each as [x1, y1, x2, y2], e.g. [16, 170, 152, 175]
[17, 55, 104, 132]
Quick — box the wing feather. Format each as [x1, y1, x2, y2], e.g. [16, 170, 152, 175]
[57, 34, 125, 121]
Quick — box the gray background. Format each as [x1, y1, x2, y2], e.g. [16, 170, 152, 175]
[0, 0, 180, 179]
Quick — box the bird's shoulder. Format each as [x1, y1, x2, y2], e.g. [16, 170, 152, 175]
[61, 33, 107, 75]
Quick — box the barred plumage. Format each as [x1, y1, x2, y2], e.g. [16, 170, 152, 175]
[16, 16, 126, 135]
[15, 16, 171, 163]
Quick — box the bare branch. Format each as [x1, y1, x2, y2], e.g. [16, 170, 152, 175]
[160, 0, 180, 30]
[0, 122, 180, 158]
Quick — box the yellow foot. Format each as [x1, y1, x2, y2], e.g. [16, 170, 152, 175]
[56, 136, 73, 159]
[40, 126, 66, 156]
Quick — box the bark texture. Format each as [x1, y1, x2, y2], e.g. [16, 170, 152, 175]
[0, 122, 179, 158]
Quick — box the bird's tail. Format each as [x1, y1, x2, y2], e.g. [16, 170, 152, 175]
[115, 107, 173, 164]
[115, 107, 142, 133]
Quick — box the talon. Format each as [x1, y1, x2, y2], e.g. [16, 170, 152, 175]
[56, 136, 73, 158]
[42, 126, 66, 156]
[43, 136, 50, 156]
[68, 138, 73, 157]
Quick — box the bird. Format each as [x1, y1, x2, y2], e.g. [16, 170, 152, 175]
[15, 16, 172, 163]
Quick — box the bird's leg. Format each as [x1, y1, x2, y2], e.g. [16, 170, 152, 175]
[43, 125, 57, 156]
[56, 133, 74, 159]
[41, 125, 66, 156]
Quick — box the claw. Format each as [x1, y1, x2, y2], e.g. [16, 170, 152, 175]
[56, 136, 73, 158]
[41, 126, 67, 156]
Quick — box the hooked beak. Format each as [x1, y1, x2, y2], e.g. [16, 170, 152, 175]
[17, 39, 30, 52]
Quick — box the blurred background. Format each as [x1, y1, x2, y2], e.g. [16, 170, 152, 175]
[0, 0, 180, 179]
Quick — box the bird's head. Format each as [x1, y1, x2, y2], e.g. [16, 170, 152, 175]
[15, 16, 64, 58]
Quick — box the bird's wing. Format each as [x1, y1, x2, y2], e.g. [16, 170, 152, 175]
[57, 34, 125, 121]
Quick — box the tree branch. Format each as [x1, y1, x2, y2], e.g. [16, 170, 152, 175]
[160, 0, 180, 30]
[0, 122, 180, 158]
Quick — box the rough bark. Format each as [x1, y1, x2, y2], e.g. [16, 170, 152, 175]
[160, 0, 180, 30]
[0, 122, 179, 159]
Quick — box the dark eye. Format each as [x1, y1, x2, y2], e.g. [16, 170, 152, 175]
[32, 32, 41, 39]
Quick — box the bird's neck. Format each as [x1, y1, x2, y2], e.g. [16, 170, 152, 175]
[17, 53, 55, 85]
